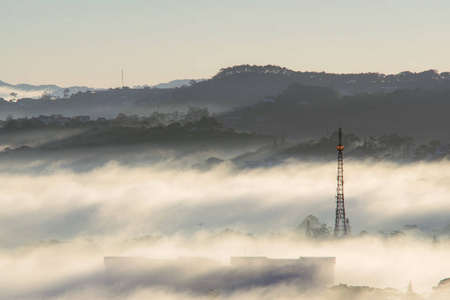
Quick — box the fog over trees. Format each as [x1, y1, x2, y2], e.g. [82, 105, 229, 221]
[2, 65, 450, 299]
[2, 65, 450, 144]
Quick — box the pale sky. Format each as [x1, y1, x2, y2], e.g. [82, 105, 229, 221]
[1, 0, 450, 88]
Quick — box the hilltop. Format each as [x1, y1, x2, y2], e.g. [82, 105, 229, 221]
[170, 65, 450, 108]
[2, 65, 450, 143]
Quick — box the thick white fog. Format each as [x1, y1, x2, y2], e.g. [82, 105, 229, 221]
[1, 160, 450, 299]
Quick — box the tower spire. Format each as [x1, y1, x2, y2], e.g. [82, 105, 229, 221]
[334, 126, 348, 237]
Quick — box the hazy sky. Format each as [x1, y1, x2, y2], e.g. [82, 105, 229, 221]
[2, 0, 450, 88]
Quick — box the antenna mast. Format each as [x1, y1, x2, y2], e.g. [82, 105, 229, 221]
[334, 127, 348, 237]
[121, 69, 124, 88]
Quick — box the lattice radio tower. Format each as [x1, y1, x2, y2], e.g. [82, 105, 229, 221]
[334, 127, 348, 237]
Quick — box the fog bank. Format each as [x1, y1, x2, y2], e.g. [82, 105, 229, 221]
[2, 161, 450, 298]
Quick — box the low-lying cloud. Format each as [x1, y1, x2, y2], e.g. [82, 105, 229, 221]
[0, 86, 51, 100]
[2, 160, 450, 298]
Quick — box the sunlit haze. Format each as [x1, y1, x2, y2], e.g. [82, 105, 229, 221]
[2, 1, 450, 299]
[2, 161, 450, 298]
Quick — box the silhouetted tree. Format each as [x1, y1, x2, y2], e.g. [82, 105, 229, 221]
[41, 92, 54, 101]
[4, 114, 18, 129]
[9, 92, 17, 101]
[63, 88, 70, 98]
[184, 106, 209, 123]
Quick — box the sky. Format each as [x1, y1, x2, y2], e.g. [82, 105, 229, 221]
[1, 0, 450, 88]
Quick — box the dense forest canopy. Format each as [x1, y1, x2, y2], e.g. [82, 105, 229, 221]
[213, 65, 297, 78]
[2, 64, 450, 143]
[213, 65, 449, 84]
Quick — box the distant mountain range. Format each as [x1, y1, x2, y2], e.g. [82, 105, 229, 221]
[2, 64, 450, 143]
[135, 79, 206, 89]
[0, 80, 91, 100]
[0, 79, 205, 100]
[169, 65, 450, 108]
[3, 64, 450, 102]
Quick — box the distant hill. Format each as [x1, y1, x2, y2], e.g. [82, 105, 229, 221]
[4, 64, 449, 105]
[170, 65, 450, 108]
[0, 78, 206, 100]
[218, 83, 450, 143]
[0, 80, 90, 99]
[150, 79, 206, 89]
[0, 117, 271, 172]
[2, 65, 450, 143]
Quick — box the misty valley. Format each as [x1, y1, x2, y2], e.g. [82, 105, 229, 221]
[2, 65, 450, 299]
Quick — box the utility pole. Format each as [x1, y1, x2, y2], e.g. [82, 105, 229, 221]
[334, 127, 348, 237]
